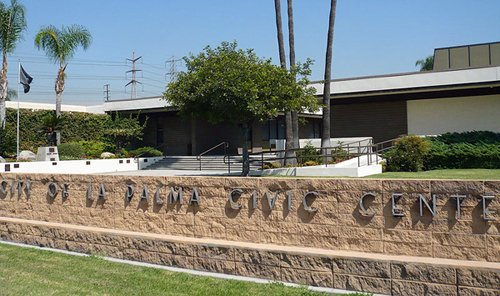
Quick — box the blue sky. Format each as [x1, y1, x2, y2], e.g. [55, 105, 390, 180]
[6, 0, 500, 105]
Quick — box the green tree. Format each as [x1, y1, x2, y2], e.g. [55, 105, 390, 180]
[104, 112, 147, 155]
[34, 24, 92, 117]
[164, 41, 318, 176]
[415, 55, 434, 71]
[0, 0, 27, 128]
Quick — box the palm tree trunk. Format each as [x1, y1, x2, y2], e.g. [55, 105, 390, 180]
[321, 0, 338, 157]
[274, 0, 295, 165]
[274, 0, 287, 69]
[240, 123, 251, 176]
[55, 67, 65, 117]
[287, 0, 300, 152]
[0, 53, 8, 129]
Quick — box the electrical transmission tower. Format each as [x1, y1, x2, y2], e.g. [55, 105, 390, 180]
[126, 52, 142, 99]
[165, 56, 182, 84]
[103, 84, 110, 101]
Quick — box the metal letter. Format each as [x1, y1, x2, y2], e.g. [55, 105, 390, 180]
[359, 192, 377, 215]
[126, 185, 135, 202]
[189, 188, 200, 206]
[265, 190, 279, 210]
[302, 191, 319, 213]
[24, 182, 33, 199]
[251, 190, 257, 209]
[154, 186, 164, 205]
[482, 195, 497, 221]
[451, 194, 467, 219]
[140, 186, 149, 202]
[17, 182, 23, 199]
[229, 189, 243, 209]
[391, 193, 404, 217]
[87, 184, 95, 200]
[169, 187, 183, 204]
[62, 183, 69, 199]
[98, 184, 106, 200]
[287, 191, 292, 211]
[0, 180, 8, 194]
[419, 194, 436, 217]
[47, 182, 59, 198]
[10, 181, 15, 198]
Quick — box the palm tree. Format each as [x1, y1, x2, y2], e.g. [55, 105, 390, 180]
[35, 24, 92, 117]
[287, 0, 300, 151]
[274, 0, 295, 165]
[415, 55, 434, 71]
[321, 0, 338, 152]
[0, 0, 27, 128]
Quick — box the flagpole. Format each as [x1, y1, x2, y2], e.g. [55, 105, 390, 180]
[17, 59, 20, 162]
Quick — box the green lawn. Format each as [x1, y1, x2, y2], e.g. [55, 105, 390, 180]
[0, 243, 365, 296]
[364, 169, 500, 180]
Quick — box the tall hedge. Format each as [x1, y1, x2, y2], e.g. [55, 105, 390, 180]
[424, 131, 500, 170]
[0, 108, 112, 156]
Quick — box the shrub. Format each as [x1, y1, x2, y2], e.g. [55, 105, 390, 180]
[423, 131, 500, 170]
[58, 142, 85, 159]
[129, 147, 163, 157]
[77, 141, 115, 158]
[384, 135, 430, 172]
[296, 141, 322, 164]
[425, 141, 500, 170]
[330, 146, 351, 164]
[435, 131, 500, 145]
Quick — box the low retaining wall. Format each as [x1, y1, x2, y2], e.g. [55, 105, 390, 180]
[1, 217, 499, 295]
[0, 173, 498, 262]
[0, 173, 499, 293]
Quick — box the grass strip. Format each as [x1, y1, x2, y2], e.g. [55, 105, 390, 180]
[0, 243, 367, 296]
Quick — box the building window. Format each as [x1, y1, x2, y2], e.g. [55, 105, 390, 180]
[262, 118, 285, 141]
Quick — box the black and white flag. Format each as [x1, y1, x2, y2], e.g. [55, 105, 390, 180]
[20, 64, 33, 94]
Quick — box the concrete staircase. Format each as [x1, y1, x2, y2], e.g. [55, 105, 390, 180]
[145, 156, 263, 172]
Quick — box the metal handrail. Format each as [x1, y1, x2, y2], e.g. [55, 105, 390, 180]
[239, 137, 400, 169]
[196, 142, 229, 171]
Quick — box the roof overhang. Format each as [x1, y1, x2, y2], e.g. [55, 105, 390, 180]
[310, 66, 500, 103]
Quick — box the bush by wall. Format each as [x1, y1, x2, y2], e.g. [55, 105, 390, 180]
[424, 131, 500, 169]
[77, 140, 116, 158]
[384, 135, 430, 172]
[129, 147, 162, 157]
[58, 142, 86, 159]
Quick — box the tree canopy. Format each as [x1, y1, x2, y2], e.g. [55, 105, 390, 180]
[165, 41, 317, 127]
[0, 0, 27, 128]
[104, 112, 147, 155]
[35, 24, 92, 118]
[164, 41, 318, 175]
[415, 55, 434, 71]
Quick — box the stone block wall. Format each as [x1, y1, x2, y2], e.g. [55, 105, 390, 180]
[1, 218, 500, 295]
[0, 173, 499, 262]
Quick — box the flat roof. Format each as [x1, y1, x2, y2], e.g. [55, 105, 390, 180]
[310, 65, 500, 97]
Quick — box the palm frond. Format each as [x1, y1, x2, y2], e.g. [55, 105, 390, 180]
[35, 24, 92, 65]
[0, 0, 27, 54]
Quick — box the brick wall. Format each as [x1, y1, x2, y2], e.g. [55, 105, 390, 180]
[0, 173, 498, 263]
[1, 217, 499, 295]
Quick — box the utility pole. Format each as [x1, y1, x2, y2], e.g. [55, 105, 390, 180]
[126, 52, 142, 99]
[165, 56, 182, 84]
[103, 84, 110, 101]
